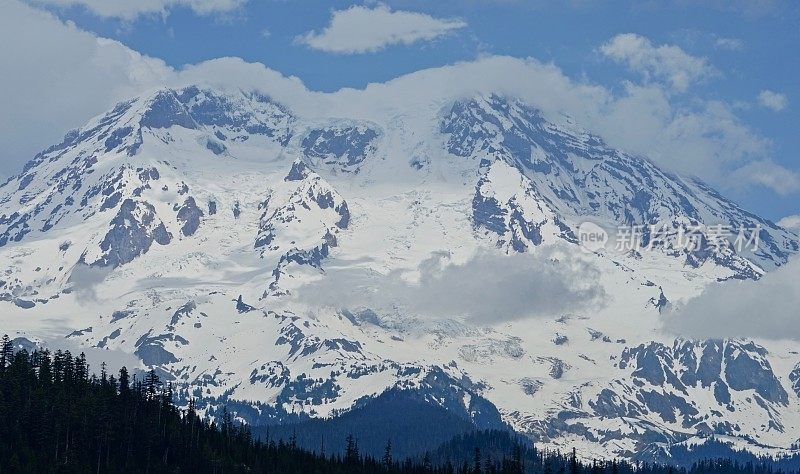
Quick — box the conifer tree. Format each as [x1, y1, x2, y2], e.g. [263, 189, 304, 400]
[383, 438, 393, 468]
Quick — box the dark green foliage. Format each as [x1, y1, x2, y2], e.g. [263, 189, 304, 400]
[0, 337, 421, 473]
[660, 439, 800, 470]
[3, 335, 800, 474]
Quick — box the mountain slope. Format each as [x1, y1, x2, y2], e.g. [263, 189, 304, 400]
[1, 85, 798, 459]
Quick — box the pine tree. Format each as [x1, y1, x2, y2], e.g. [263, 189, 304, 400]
[118, 366, 130, 394]
[145, 369, 160, 400]
[570, 447, 579, 474]
[423, 451, 432, 472]
[345, 433, 360, 464]
[0, 334, 12, 372]
[512, 443, 524, 474]
[383, 438, 393, 468]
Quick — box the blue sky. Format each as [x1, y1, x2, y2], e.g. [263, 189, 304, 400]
[2, 0, 798, 221]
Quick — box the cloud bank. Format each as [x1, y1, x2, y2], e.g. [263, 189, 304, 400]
[663, 256, 800, 340]
[294, 250, 606, 323]
[1, 1, 172, 175]
[297, 5, 466, 54]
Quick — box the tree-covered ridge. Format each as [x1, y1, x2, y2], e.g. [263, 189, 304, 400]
[1, 334, 800, 474]
[0, 334, 523, 473]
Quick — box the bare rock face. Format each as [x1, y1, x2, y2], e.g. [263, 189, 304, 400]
[301, 125, 379, 173]
[177, 197, 203, 237]
[93, 199, 172, 268]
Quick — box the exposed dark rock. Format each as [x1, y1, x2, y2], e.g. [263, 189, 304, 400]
[93, 199, 172, 268]
[236, 295, 256, 313]
[169, 301, 197, 328]
[472, 191, 507, 235]
[206, 139, 226, 155]
[285, 160, 311, 181]
[134, 332, 188, 366]
[140, 90, 197, 130]
[724, 343, 787, 405]
[301, 126, 378, 172]
[177, 197, 203, 237]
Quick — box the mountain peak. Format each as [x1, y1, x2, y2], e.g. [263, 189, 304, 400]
[285, 159, 311, 181]
[139, 88, 199, 130]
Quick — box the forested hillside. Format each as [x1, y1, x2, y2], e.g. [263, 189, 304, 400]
[2, 334, 799, 474]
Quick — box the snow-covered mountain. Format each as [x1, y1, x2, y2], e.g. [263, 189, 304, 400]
[1, 86, 799, 459]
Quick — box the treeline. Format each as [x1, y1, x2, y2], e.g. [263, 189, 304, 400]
[1, 334, 799, 474]
[665, 440, 800, 472]
[0, 334, 523, 473]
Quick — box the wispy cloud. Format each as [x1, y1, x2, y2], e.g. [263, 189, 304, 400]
[757, 89, 788, 112]
[778, 215, 800, 230]
[68, 263, 113, 302]
[297, 4, 466, 54]
[674, 0, 792, 18]
[28, 0, 245, 20]
[714, 36, 744, 51]
[671, 29, 743, 52]
[731, 160, 800, 195]
[600, 33, 718, 92]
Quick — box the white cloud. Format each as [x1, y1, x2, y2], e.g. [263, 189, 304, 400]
[672, 29, 743, 52]
[594, 84, 771, 189]
[757, 89, 788, 112]
[731, 160, 800, 196]
[294, 250, 606, 323]
[0, 0, 173, 176]
[600, 33, 718, 92]
[663, 255, 800, 340]
[68, 263, 113, 302]
[28, 0, 245, 19]
[714, 36, 744, 51]
[297, 4, 466, 54]
[778, 215, 800, 230]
